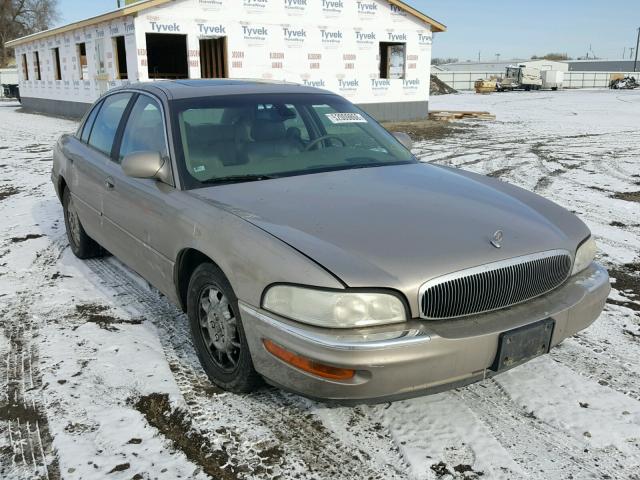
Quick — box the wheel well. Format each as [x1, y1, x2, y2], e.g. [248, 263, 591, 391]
[175, 249, 219, 312]
[57, 176, 68, 203]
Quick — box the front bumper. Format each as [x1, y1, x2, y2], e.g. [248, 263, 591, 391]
[240, 262, 610, 403]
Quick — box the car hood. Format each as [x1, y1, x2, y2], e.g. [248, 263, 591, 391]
[190, 163, 588, 311]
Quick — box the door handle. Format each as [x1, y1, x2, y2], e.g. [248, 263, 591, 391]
[104, 177, 115, 190]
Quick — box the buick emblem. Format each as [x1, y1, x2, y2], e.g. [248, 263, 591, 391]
[491, 230, 504, 249]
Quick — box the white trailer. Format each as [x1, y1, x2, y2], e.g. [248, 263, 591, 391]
[542, 70, 564, 90]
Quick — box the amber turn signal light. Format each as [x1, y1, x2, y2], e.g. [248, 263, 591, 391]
[263, 339, 355, 381]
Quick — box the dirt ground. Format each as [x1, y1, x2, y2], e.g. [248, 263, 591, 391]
[1, 90, 639, 479]
[382, 119, 477, 141]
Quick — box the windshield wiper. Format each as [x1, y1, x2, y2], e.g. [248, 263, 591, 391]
[200, 174, 278, 185]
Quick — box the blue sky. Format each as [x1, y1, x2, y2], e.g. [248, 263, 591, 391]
[56, 0, 640, 61]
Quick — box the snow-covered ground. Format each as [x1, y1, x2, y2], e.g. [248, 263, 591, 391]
[1, 89, 639, 480]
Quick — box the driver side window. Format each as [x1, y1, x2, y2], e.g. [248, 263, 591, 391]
[119, 95, 168, 163]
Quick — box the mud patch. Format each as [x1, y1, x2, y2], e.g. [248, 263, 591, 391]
[611, 191, 640, 203]
[0, 186, 19, 201]
[0, 400, 46, 424]
[256, 445, 284, 467]
[382, 120, 477, 142]
[75, 303, 142, 331]
[108, 463, 130, 474]
[431, 461, 484, 478]
[607, 299, 640, 313]
[487, 167, 514, 178]
[10, 233, 44, 243]
[535, 176, 553, 191]
[608, 263, 640, 312]
[134, 393, 241, 480]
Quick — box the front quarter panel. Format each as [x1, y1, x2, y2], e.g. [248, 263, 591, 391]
[170, 191, 345, 308]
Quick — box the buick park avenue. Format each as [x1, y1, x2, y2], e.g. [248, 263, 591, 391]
[52, 80, 610, 402]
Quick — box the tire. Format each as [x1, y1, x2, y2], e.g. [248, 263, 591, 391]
[62, 188, 103, 259]
[187, 263, 262, 393]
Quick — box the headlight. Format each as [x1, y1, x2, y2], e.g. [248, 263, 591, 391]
[572, 236, 597, 275]
[262, 285, 406, 328]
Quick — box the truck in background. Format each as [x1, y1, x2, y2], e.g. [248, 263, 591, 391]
[0, 68, 19, 100]
[497, 66, 543, 91]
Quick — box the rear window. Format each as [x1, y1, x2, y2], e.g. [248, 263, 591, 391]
[88, 93, 132, 156]
[79, 101, 102, 143]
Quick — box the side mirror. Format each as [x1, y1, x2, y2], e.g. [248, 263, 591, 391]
[122, 151, 171, 184]
[392, 131, 413, 151]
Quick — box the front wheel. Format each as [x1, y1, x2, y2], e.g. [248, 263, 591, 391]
[62, 188, 103, 259]
[187, 263, 262, 393]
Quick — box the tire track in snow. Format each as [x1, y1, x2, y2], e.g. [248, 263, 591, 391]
[0, 239, 65, 480]
[550, 341, 640, 402]
[455, 378, 632, 479]
[84, 257, 408, 479]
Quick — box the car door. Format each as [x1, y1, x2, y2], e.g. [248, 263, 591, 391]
[63, 93, 133, 246]
[100, 93, 177, 296]
[61, 101, 104, 241]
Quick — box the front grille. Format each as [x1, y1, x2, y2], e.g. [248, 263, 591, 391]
[420, 250, 572, 319]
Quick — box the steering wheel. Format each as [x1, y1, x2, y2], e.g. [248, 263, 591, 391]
[304, 135, 347, 151]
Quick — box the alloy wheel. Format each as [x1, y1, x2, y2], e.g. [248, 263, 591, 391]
[198, 285, 241, 372]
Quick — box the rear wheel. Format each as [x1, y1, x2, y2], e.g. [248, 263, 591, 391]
[63, 188, 103, 259]
[187, 263, 262, 393]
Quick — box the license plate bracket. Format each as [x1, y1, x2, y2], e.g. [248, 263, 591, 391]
[490, 318, 555, 372]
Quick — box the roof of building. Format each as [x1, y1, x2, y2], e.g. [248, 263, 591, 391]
[5, 0, 446, 48]
[566, 60, 637, 72]
[116, 79, 334, 99]
[438, 59, 569, 72]
[437, 60, 528, 72]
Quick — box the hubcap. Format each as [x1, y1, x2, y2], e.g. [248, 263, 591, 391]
[198, 286, 241, 372]
[67, 197, 81, 247]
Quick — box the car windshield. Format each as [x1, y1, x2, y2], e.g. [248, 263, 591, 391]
[170, 93, 416, 188]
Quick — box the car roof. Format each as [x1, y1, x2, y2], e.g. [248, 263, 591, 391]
[125, 79, 334, 100]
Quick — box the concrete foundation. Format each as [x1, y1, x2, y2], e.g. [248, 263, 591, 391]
[358, 101, 429, 122]
[20, 97, 92, 119]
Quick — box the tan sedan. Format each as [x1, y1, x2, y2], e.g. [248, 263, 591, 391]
[52, 80, 610, 402]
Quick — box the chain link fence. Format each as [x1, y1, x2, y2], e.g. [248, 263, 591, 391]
[432, 70, 638, 91]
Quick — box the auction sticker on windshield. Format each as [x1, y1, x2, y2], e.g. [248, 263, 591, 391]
[325, 113, 368, 124]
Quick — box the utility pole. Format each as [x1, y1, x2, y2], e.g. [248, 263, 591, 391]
[634, 27, 640, 72]
[496, 53, 501, 62]
[478, 51, 481, 62]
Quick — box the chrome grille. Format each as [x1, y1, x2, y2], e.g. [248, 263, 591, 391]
[420, 250, 572, 319]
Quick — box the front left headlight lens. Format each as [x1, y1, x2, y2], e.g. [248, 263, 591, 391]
[262, 285, 406, 329]
[572, 236, 597, 276]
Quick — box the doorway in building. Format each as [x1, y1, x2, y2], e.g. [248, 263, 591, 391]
[379, 42, 406, 80]
[113, 36, 128, 80]
[146, 33, 189, 79]
[199, 37, 227, 79]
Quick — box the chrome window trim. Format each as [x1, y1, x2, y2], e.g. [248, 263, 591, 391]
[418, 249, 573, 320]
